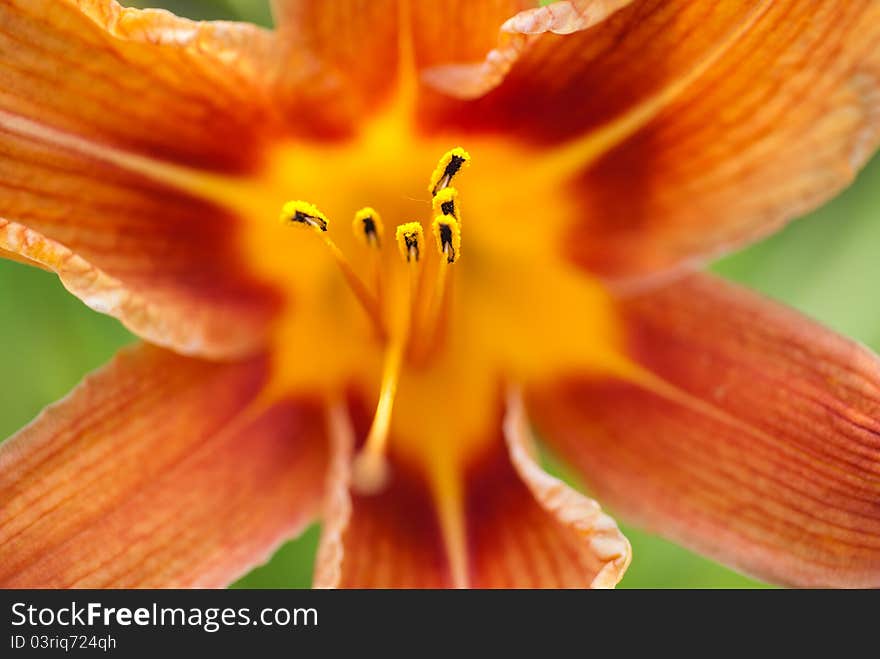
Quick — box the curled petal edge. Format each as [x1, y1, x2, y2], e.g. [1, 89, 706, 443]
[504, 386, 631, 588]
[422, 0, 634, 99]
[0, 219, 268, 359]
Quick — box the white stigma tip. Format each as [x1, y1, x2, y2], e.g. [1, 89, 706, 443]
[351, 451, 391, 496]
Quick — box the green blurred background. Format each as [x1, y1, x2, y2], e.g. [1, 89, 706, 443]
[2, 1, 878, 589]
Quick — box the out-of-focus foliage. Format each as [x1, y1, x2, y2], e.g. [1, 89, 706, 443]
[1, 0, 877, 589]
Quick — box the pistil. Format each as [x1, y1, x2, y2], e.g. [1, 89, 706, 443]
[351, 225, 421, 494]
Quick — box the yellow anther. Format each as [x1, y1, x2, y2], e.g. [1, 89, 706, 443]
[395, 222, 424, 263]
[429, 147, 470, 197]
[432, 216, 461, 264]
[431, 187, 460, 223]
[279, 200, 328, 232]
[353, 207, 384, 248]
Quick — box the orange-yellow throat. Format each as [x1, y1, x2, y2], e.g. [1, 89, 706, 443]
[275, 147, 469, 492]
[132, 108, 634, 500]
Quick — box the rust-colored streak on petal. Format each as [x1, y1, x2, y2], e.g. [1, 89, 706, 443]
[333, 467, 452, 588]
[0, 344, 328, 588]
[423, 0, 880, 283]
[466, 398, 628, 588]
[528, 274, 880, 587]
[322, 458, 450, 586]
[423, 0, 718, 136]
[314, 395, 452, 588]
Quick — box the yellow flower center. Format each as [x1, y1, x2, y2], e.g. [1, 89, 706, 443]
[276, 148, 474, 491]
[136, 100, 637, 508]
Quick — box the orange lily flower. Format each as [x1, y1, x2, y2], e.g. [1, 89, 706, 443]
[1, 0, 879, 589]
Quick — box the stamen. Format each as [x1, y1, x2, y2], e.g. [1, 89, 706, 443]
[353, 207, 386, 318]
[409, 215, 460, 363]
[429, 147, 471, 197]
[395, 221, 428, 348]
[432, 187, 461, 224]
[279, 199, 328, 232]
[412, 149, 471, 361]
[280, 200, 382, 332]
[395, 222, 424, 263]
[352, 207, 384, 248]
[432, 216, 461, 265]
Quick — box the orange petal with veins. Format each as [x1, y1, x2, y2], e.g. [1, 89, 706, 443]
[424, 0, 880, 284]
[0, 344, 327, 588]
[0, 0, 290, 356]
[271, 0, 401, 129]
[1, 0, 283, 170]
[411, 0, 538, 72]
[528, 273, 880, 587]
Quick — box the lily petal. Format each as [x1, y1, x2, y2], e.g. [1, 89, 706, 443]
[422, 0, 631, 99]
[315, 394, 629, 588]
[271, 0, 533, 123]
[495, 387, 630, 588]
[0, 215, 277, 359]
[0, 344, 327, 588]
[411, 0, 538, 72]
[1, 0, 282, 168]
[528, 273, 880, 587]
[0, 0, 285, 356]
[270, 0, 400, 126]
[425, 0, 880, 283]
[313, 401, 450, 588]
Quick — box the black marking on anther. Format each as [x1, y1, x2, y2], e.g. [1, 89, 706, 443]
[440, 200, 456, 217]
[432, 154, 467, 196]
[293, 210, 327, 231]
[362, 216, 379, 245]
[445, 155, 465, 179]
[438, 223, 455, 263]
[404, 233, 421, 262]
